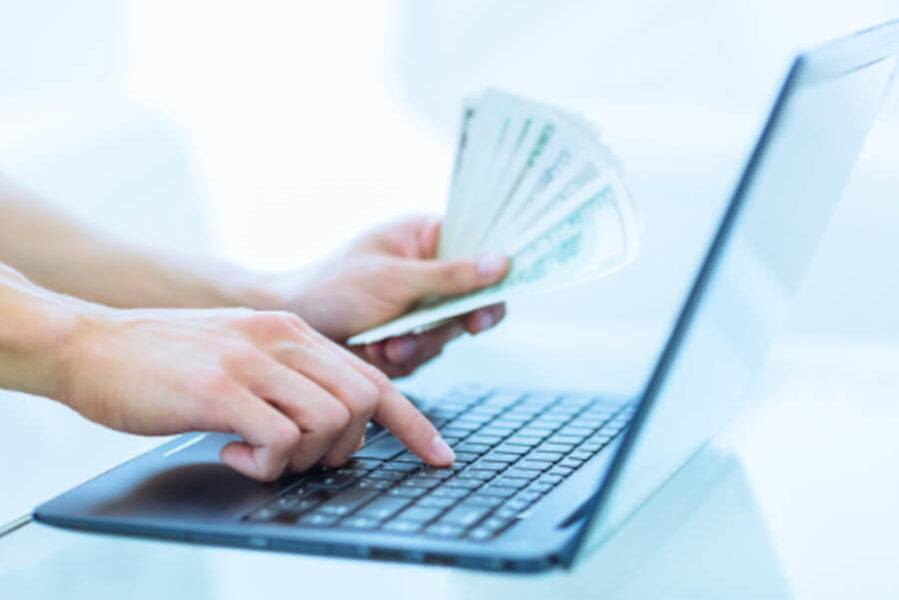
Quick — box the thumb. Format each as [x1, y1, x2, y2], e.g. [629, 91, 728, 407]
[399, 252, 508, 297]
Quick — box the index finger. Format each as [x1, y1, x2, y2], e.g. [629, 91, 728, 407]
[332, 341, 455, 466]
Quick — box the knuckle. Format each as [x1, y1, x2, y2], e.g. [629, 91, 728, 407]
[270, 420, 302, 454]
[223, 342, 262, 367]
[343, 380, 379, 418]
[316, 401, 350, 433]
[442, 260, 476, 290]
[246, 311, 302, 339]
[199, 368, 236, 399]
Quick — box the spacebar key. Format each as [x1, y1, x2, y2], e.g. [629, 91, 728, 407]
[353, 434, 407, 460]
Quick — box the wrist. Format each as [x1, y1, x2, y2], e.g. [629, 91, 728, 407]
[0, 269, 107, 401]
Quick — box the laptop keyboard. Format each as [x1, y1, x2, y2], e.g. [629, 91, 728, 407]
[243, 386, 634, 541]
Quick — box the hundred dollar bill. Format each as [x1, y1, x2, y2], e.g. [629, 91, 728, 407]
[347, 176, 638, 345]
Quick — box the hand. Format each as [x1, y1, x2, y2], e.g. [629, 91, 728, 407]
[262, 216, 509, 376]
[58, 305, 455, 481]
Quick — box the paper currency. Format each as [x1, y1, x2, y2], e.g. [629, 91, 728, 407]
[347, 89, 640, 345]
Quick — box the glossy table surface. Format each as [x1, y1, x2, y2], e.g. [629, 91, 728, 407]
[1, 322, 898, 599]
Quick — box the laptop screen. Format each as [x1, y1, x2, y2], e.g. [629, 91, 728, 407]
[571, 30, 898, 562]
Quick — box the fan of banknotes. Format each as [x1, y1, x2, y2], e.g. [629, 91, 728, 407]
[348, 88, 640, 345]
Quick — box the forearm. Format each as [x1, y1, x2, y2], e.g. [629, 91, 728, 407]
[0, 178, 272, 309]
[0, 263, 90, 399]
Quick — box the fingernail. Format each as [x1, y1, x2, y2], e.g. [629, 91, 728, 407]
[431, 435, 455, 464]
[476, 310, 495, 331]
[391, 337, 417, 362]
[477, 253, 507, 278]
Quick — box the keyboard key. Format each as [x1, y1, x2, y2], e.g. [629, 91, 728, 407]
[547, 404, 581, 415]
[517, 490, 542, 504]
[467, 527, 494, 541]
[273, 495, 300, 510]
[455, 469, 494, 481]
[454, 414, 492, 427]
[494, 444, 529, 455]
[387, 486, 427, 498]
[548, 466, 574, 477]
[342, 516, 379, 529]
[505, 498, 531, 512]
[396, 506, 444, 523]
[393, 451, 425, 464]
[367, 469, 408, 481]
[477, 486, 516, 499]
[416, 495, 457, 509]
[480, 515, 514, 532]
[526, 451, 564, 463]
[306, 471, 357, 489]
[354, 478, 393, 491]
[427, 407, 463, 420]
[469, 405, 505, 417]
[491, 417, 530, 428]
[383, 520, 424, 534]
[414, 467, 455, 480]
[537, 442, 575, 453]
[532, 413, 569, 423]
[548, 434, 583, 445]
[297, 513, 338, 527]
[505, 434, 543, 447]
[528, 481, 554, 493]
[483, 451, 519, 463]
[452, 452, 480, 463]
[317, 488, 379, 516]
[465, 434, 503, 446]
[493, 507, 520, 520]
[335, 466, 368, 478]
[343, 458, 384, 471]
[425, 523, 465, 538]
[401, 478, 440, 489]
[456, 443, 491, 455]
[504, 467, 541, 480]
[379, 461, 421, 473]
[353, 435, 406, 460]
[357, 496, 412, 520]
[471, 460, 509, 472]
[516, 460, 553, 471]
[506, 406, 542, 417]
[464, 494, 505, 509]
[492, 476, 529, 490]
[438, 504, 491, 528]
[538, 474, 564, 485]
[570, 450, 594, 461]
[440, 427, 475, 438]
[559, 458, 584, 469]
[246, 507, 277, 522]
[431, 486, 471, 498]
[557, 426, 593, 438]
[284, 490, 332, 514]
[516, 427, 553, 439]
[478, 426, 516, 437]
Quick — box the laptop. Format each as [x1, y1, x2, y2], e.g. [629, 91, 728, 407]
[34, 21, 899, 573]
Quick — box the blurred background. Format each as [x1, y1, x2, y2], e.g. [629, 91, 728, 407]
[1, 0, 896, 346]
[1, 0, 897, 540]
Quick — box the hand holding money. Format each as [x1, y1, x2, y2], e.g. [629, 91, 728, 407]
[349, 89, 640, 345]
